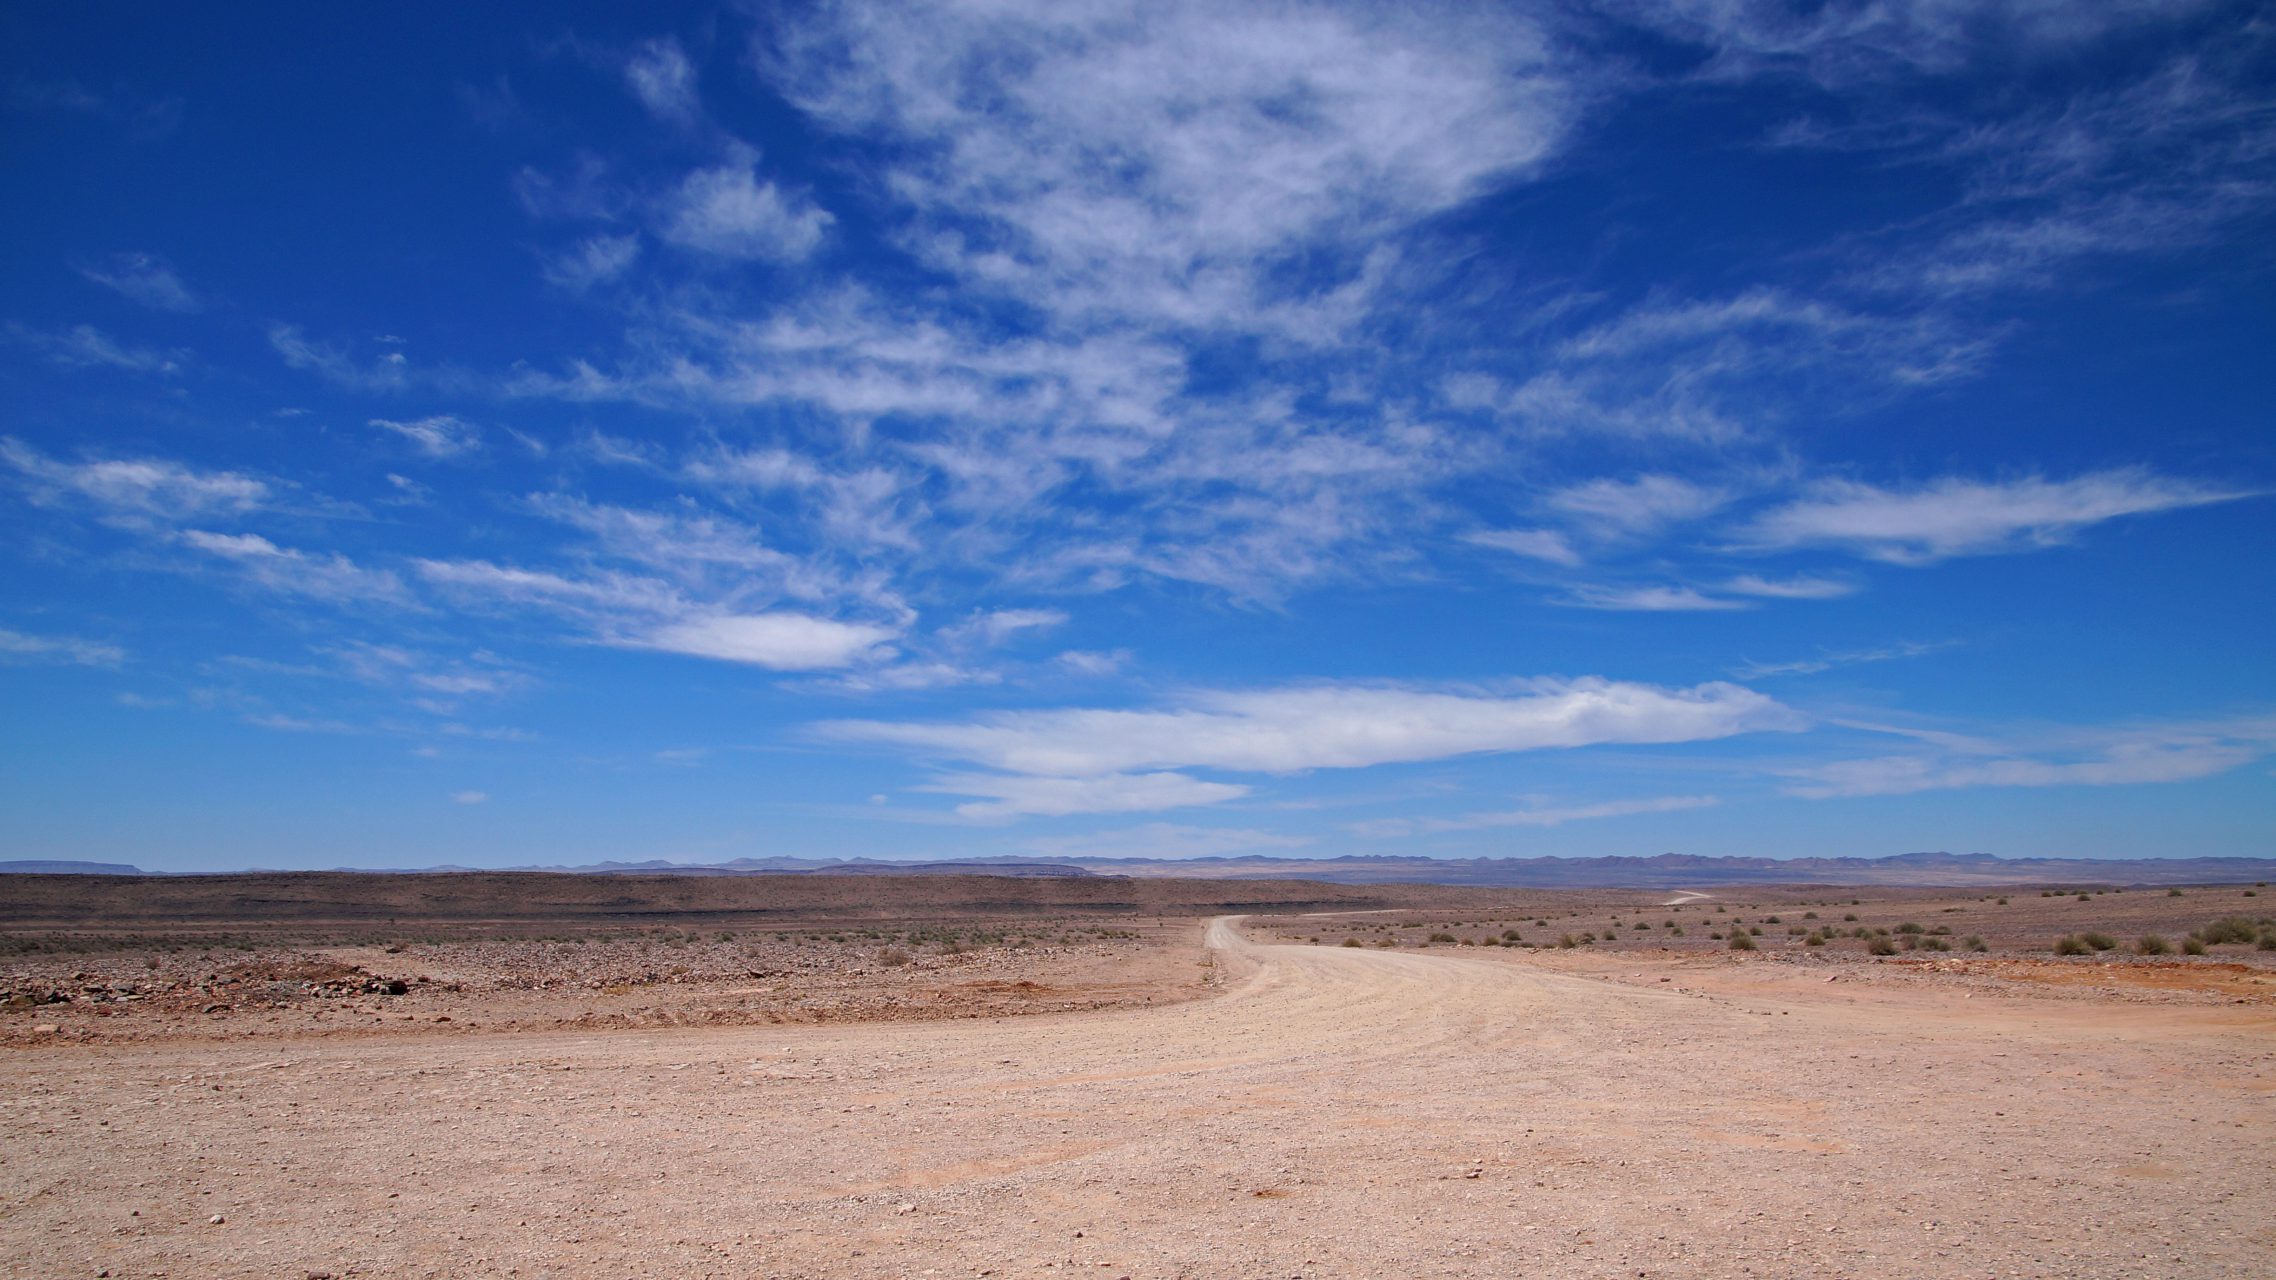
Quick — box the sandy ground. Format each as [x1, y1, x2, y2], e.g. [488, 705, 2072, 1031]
[5, 916, 2272, 1279]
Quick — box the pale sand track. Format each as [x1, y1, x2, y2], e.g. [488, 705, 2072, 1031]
[5, 919, 2271, 1278]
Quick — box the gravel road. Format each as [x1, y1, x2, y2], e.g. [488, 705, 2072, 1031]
[5, 917, 2269, 1278]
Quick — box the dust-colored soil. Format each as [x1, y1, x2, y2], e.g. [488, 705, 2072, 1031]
[5, 904, 2271, 1278]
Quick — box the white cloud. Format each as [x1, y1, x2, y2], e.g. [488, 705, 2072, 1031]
[1611, 0, 2211, 87]
[659, 150, 832, 262]
[1783, 714, 2276, 798]
[417, 555, 902, 673]
[1730, 640, 1955, 679]
[1024, 822, 1310, 859]
[641, 613, 895, 670]
[1561, 584, 1751, 612]
[5, 322, 184, 375]
[414, 557, 683, 618]
[1351, 793, 1720, 837]
[1738, 470, 2254, 564]
[940, 607, 1068, 647]
[919, 771, 1249, 820]
[1547, 474, 1733, 536]
[625, 37, 700, 123]
[0, 626, 125, 666]
[370, 415, 481, 459]
[1, 437, 270, 525]
[453, 790, 489, 805]
[328, 641, 522, 703]
[1057, 648, 1130, 677]
[268, 324, 409, 392]
[543, 233, 642, 290]
[78, 252, 200, 312]
[179, 530, 415, 606]
[770, 0, 1573, 332]
[825, 677, 1803, 779]
[1463, 527, 1582, 567]
[1719, 573, 1856, 600]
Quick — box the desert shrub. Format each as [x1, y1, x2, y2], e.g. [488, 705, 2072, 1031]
[1557, 934, 1579, 949]
[1929, 925, 1952, 935]
[1341, 938, 1364, 948]
[2169, 888, 2185, 897]
[1895, 922, 1925, 934]
[1501, 929, 1522, 942]
[1995, 897, 2008, 906]
[2076, 893, 2091, 902]
[2136, 935, 2171, 956]
[1843, 913, 1859, 922]
[1728, 931, 1756, 951]
[2257, 930, 2275, 951]
[1747, 925, 1763, 936]
[2080, 932, 2118, 952]
[1802, 911, 1818, 919]
[2053, 936, 2090, 956]
[1763, 915, 1782, 924]
[877, 947, 912, 966]
[2196, 917, 2259, 945]
[1708, 931, 1723, 940]
[1922, 938, 1951, 951]
[1787, 926, 1806, 936]
[1900, 935, 1919, 951]
[2181, 937, 2206, 956]
[1964, 936, 1988, 952]
[1866, 937, 1896, 956]
[1428, 932, 1458, 945]
[1804, 932, 1826, 947]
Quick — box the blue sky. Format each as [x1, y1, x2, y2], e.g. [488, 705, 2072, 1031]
[3, 1, 2272, 872]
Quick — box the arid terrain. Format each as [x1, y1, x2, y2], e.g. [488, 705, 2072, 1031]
[4, 873, 2272, 1277]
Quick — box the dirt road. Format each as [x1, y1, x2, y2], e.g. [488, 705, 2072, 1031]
[6, 918, 2270, 1277]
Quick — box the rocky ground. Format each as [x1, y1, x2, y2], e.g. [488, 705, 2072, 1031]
[3, 881, 2272, 1278]
[2, 919, 1199, 1046]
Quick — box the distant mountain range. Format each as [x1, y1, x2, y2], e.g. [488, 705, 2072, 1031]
[6, 851, 2270, 888]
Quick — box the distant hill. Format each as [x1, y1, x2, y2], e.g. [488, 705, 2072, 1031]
[0, 860, 144, 875]
[1018, 850, 2276, 888]
[4, 851, 2268, 888]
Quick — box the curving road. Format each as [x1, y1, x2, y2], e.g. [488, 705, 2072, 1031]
[4, 918, 2271, 1277]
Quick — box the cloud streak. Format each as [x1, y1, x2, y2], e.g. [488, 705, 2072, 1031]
[1737, 471, 2255, 564]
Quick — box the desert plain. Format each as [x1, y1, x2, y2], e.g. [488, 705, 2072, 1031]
[3, 871, 2273, 1278]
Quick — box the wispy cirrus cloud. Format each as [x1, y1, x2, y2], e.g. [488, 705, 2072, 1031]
[1783, 713, 2276, 798]
[770, 0, 1576, 333]
[658, 146, 832, 262]
[4, 322, 185, 375]
[826, 678, 1801, 816]
[179, 530, 415, 607]
[1561, 584, 1752, 613]
[77, 251, 201, 312]
[413, 555, 900, 672]
[1349, 793, 1720, 838]
[370, 415, 482, 459]
[1736, 470, 2255, 564]
[1023, 822, 1311, 859]
[1730, 639, 1956, 680]
[0, 626, 125, 667]
[921, 771, 1249, 820]
[1, 437, 270, 526]
[624, 36, 700, 125]
[1463, 527, 1583, 567]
